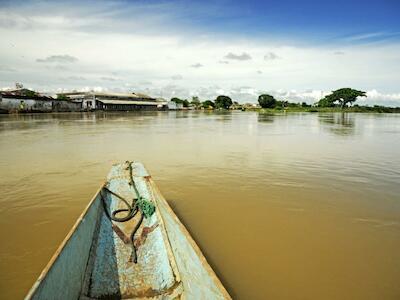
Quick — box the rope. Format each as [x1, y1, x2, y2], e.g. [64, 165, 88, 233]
[127, 162, 155, 218]
[100, 161, 155, 263]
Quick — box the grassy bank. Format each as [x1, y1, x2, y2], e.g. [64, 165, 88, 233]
[255, 106, 400, 113]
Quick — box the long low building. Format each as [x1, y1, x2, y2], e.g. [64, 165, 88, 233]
[0, 88, 168, 113]
[0, 94, 52, 113]
[59, 91, 166, 111]
[0, 88, 82, 113]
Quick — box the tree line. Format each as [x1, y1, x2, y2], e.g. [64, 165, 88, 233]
[171, 95, 234, 109]
[257, 88, 367, 109]
[170, 88, 371, 110]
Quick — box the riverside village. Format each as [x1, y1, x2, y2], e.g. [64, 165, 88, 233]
[0, 83, 260, 113]
[1, 83, 400, 114]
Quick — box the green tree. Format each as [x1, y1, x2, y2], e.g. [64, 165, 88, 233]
[24, 90, 38, 97]
[171, 97, 189, 107]
[215, 95, 233, 109]
[317, 96, 335, 107]
[202, 100, 215, 108]
[191, 96, 201, 108]
[182, 99, 189, 107]
[318, 88, 366, 108]
[57, 94, 68, 100]
[301, 102, 310, 107]
[258, 94, 276, 108]
[171, 97, 183, 104]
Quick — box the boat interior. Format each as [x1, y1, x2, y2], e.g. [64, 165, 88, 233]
[26, 162, 230, 300]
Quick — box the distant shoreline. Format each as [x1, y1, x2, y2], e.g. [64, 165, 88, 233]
[1, 106, 400, 115]
[254, 106, 400, 113]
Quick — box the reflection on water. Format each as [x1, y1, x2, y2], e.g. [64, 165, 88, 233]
[257, 113, 275, 123]
[319, 113, 356, 135]
[0, 111, 400, 300]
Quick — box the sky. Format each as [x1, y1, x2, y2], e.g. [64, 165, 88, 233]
[0, 0, 399, 105]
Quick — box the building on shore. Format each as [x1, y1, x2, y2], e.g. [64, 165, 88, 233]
[52, 99, 82, 112]
[0, 88, 82, 113]
[242, 103, 261, 110]
[1, 85, 169, 113]
[167, 101, 184, 110]
[58, 91, 166, 111]
[0, 88, 54, 113]
[229, 103, 243, 110]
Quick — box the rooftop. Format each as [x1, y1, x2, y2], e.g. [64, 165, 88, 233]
[59, 91, 155, 100]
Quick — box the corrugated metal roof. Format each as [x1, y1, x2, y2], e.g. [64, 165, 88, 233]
[98, 99, 158, 105]
[59, 91, 155, 100]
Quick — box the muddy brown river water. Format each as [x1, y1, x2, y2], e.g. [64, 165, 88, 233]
[0, 111, 399, 299]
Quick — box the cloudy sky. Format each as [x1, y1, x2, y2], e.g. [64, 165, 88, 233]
[0, 0, 399, 105]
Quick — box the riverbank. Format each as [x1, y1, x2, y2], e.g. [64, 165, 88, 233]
[254, 105, 400, 113]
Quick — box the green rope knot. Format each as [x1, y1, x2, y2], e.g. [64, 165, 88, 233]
[137, 197, 156, 218]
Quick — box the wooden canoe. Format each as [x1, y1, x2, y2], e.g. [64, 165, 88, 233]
[25, 162, 231, 299]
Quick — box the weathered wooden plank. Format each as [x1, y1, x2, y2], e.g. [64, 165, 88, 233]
[25, 189, 103, 300]
[148, 176, 232, 299]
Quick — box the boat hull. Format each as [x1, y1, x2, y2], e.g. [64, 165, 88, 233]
[25, 162, 231, 299]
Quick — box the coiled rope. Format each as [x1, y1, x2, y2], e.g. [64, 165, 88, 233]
[100, 162, 155, 263]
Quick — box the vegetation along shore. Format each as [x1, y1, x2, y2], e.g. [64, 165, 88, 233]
[1, 85, 399, 114]
[172, 88, 400, 113]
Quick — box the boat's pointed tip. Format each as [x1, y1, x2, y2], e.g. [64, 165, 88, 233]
[108, 161, 149, 180]
[110, 160, 141, 167]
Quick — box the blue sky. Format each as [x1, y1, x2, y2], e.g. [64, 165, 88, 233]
[0, 0, 399, 104]
[164, 0, 400, 42]
[222, 0, 399, 37]
[97, 0, 400, 43]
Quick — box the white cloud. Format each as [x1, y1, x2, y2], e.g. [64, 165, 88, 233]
[362, 89, 400, 106]
[224, 52, 252, 61]
[100, 76, 118, 81]
[47, 65, 69, 71]
[365, 89, 400, 101]
[80, 86, 108, 93]
[343, 32, 399, 42]
[171, 75, 183, 80]
[264, 52, 279, 60]
[190, 63, 203, 68]
[139, 81, 152, 85]
[36, 55, 78, 63]
[64, 75, 86, 81]
[0, 65, 16, 72]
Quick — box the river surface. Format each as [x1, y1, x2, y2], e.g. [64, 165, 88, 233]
[0, 111, 399, 299]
